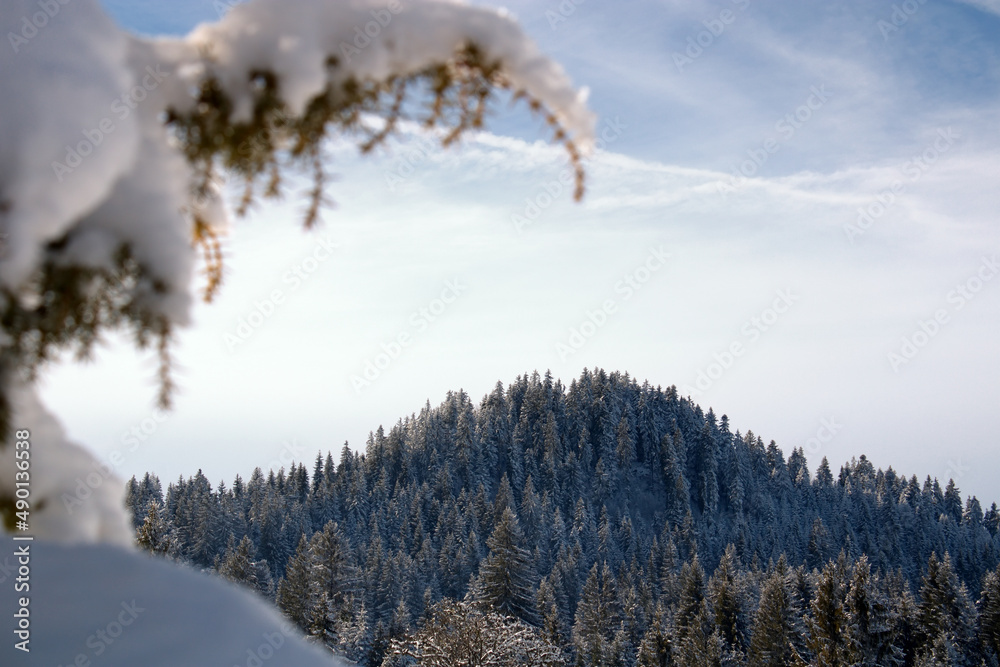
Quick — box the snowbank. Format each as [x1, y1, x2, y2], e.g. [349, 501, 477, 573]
[0, 384, 133, 547]
[0, 537, 344, 665]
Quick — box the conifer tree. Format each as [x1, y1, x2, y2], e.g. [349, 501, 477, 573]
[474, 506, 538, 625]
[598, 506, 622, 566]
[695, 423, 719, 515]
[217, 534, 274, 598]
[659, 531, 682, 607]
[674, 556, 722, 667]
[676, 556, 706, 634]
[815, 457, 834, 488]
[337, 595, 373, 664]
[135, 500, 180, 558]
[309, 520, 358, 606]
[616, 581, 646, 666]
[916, 552, 977, 665]
[845, 555, 902, 666]
[636, 601, 673, 667]
[985, 504, 1000, 537]
[806, 557, 849, 665]
[537, 576, 566, 649]
[749, 558, 802, 667]
[125, 476, 145, 529]
[573, 563, 620, 667]
[709, 544, 748, 657]
[617, 414, 637, 473]
[662, 433, 691, 525]
[308, 590, 334, 646]
[979, 564, 1000, 662]
[493, 474, 515, 519]
[276, 534, 315, 631]
[807, 518, 829, 570]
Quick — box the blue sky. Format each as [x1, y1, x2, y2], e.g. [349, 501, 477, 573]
[44, 0, 1000, 504]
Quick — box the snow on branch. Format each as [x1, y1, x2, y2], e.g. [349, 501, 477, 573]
[0, 0, 594, 462]
[382, 598, 566, 667]
[140, 0, 594, 255]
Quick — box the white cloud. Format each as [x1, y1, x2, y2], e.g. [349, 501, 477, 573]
[953, 0, 1000, 16]
[53, 0, 999, 508]
[39, 115, 1000, 503]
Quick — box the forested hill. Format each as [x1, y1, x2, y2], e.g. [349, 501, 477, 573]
[128, 368, 1000, 665]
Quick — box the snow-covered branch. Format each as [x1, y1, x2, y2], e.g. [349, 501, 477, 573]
[383, 598, 565, 667]
[0, 0, 593, 539]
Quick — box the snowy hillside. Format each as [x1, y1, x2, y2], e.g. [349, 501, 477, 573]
[142, 369, 1000, 666]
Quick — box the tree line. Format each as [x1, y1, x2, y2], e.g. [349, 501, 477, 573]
[127, 368, 1000, 665]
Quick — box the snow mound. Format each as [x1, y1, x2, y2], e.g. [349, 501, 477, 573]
[0, 537, 344, 665]
[0, 384, 133, 547]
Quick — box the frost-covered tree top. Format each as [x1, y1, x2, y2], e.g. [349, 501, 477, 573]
[0, 0, 594, 541]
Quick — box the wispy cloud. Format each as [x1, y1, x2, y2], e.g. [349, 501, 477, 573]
[953, 0, 1000, 17]
[77, 0, 1000, 506]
